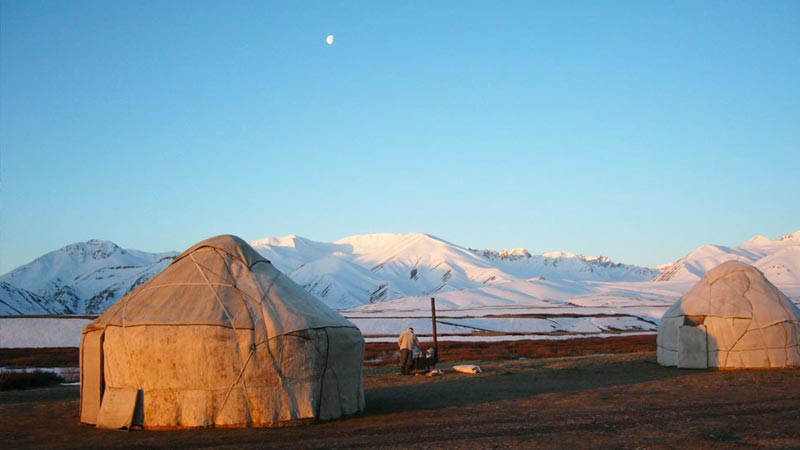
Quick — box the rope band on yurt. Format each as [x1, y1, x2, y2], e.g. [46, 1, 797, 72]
[254, 269, 283, 421]
[189, 252, 254, 423]
[315, 328, 332, 420]
[216, 251, 260, 421]
[217, 345, 256, 420]
[190, 253, 240, 332]
[120, 286, 144, 390]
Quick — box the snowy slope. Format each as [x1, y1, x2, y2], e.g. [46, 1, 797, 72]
[656, 232, 800, 283]
[0, 240, 176, 314]
[0, 283, 51, 315]
[287, 256, 387, 309]
[336, 233, 512, 292]
[249, 235, 347, 274]
[251, 232, 657, 309]
[757, 246, 800, 284]
[251, 233, 510, 308]
[474, 249, 660, 281]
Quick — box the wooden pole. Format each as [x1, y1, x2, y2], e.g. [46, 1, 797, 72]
[431, 297, 438, 351]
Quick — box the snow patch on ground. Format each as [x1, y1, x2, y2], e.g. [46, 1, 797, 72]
[349, 313, 657, 338]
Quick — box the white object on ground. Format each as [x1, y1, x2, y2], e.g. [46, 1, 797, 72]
[452, 364, 482, 374]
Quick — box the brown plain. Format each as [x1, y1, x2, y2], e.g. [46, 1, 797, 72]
[2, 336, 799, 449]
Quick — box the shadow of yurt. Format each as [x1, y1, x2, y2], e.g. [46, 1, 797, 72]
[658, 260, 800, 369]
[80, 235, 365, 430]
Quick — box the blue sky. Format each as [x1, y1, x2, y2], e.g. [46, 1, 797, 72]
[1, 0, 798, 273]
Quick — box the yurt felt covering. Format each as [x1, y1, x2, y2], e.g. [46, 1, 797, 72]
[658, 260, 800, 369]
[80, 235, 365, 429]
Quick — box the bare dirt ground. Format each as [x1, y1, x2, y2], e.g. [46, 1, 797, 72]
[2, 338, 799, 449]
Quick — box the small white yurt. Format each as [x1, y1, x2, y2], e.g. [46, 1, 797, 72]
[658, 260, 800, 369]
[80, 235, 365, 429]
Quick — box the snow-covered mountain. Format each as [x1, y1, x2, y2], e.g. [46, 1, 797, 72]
[0, 240, 176, 314]
[655, 231, 800, 282]
[249, 233, 659, 309]
[0, 282, 50, 315]
[2, 230, 798, 315]
[250, 233, 507, 308]
[472, 248, 660, 282]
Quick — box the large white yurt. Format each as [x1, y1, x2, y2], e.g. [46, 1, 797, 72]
[658, 260, 800, 369]
[80, 235, 365, 429]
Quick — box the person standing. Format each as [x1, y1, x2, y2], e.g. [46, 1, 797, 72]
[397, 327, 420, 375]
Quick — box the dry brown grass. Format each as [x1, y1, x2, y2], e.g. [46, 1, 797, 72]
[0, 348, 79, 369]
[0, 370, 65, 391]
[2, 337, 799, 449]
[365, 334, 657, 366]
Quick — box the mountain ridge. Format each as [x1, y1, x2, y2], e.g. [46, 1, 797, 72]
[656, 232, 800, 282]
[2, 230, 798, 314]
[1, 240, 177, 314]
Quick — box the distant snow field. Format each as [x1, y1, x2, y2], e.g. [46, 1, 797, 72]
[0, 317, 92, 348]
[351, 314, 657, 337]
[1, 307, 660, 349]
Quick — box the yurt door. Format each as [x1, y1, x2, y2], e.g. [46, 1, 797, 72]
[677, 324, 708, 369]
[80, 330, 105, 424]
